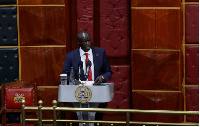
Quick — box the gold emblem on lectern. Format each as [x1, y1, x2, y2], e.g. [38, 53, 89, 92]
[75, 86, 92, 103]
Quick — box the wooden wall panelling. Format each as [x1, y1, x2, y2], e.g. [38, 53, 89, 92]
[64, 0, 71, 53]
[156, 50, 182, 90]
[19, 6, 66, 46]
[20, 47, 66, 86]
[38, 87, 78, 125]
[37, 88, 58, 119]
[132, 9, 181, 49]
[131, 9, 156, 49]
[131, 0, 181, 7]
[132, 50, 181, 90]
[156, 9, 181, 49]
[132, 50, 156, 89]
[18, 0, 65, 5]
[69, 0, 78, 51]
[132, 91, 183, 123]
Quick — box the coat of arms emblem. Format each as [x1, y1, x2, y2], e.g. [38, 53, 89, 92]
[75, 86, 92, 103]
[14, 93, 25, 103]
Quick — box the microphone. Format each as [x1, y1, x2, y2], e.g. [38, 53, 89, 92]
[85, 60, 92, 80]
[78, 61, 83, 81]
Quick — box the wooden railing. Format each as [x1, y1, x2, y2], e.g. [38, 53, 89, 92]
[21, 100, 199, 126]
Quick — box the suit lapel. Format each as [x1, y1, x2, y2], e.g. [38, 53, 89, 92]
[92, 47, 98, 80]
[74, 48, 81, 64]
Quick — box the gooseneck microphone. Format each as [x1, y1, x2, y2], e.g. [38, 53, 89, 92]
[78, 61, 83, 81]
[85, 60, 92, 80]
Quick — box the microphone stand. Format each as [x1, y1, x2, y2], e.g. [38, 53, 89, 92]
[83, 60, 91, 86]
[78, 66, 81, 82]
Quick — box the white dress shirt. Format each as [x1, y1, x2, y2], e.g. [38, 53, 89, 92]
[79, 48, 94, 81]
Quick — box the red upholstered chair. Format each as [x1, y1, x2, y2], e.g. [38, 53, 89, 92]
[1, 80, 38, 126]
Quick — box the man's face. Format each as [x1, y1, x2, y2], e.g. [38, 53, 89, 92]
[78, 33, 92, 52]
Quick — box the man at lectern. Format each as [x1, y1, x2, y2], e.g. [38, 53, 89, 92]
[62, 30, 113, 121]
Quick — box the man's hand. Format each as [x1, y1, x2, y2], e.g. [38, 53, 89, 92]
[94, 75, 104, 85]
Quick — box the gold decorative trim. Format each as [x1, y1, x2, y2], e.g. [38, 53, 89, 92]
[131, 7, 180, 9]
[0, 46, 18, 48]
[182, 0, 186, 122]
[18, 5, 65, 7]
[20, 45, 66, 47]
[37, 86, 59, 88]
[132, 49, 180, 51]
[17, 0, 21, 80]
[184, 2, 199, 5]
[0, 5, 16, 7]
[183, 44, 199, 46]
[75, 86, 92, 103]
[132, 90, 181, 93]
[0, 45, 66, 48]
[184, 85, 199, 87]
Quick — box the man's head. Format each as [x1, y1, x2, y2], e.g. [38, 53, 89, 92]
[77, 31, 92, 52]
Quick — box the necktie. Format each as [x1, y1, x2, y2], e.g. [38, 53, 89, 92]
[84, 53, 92, 81]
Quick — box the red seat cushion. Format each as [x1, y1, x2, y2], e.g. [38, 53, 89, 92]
[6, 88, 33, 109]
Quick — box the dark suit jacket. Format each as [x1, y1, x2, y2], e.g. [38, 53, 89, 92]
[62, 46, 112, 82]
